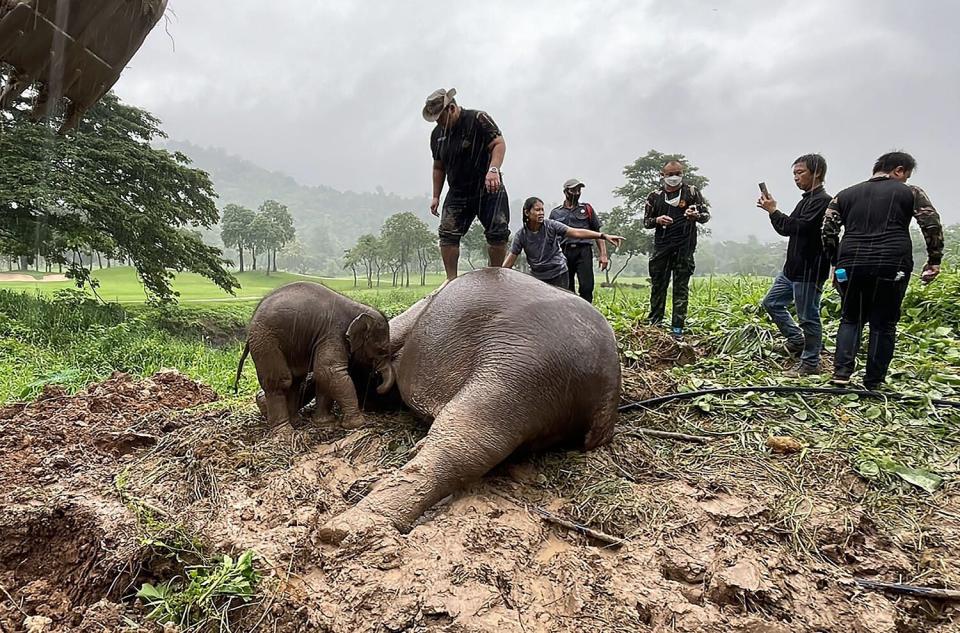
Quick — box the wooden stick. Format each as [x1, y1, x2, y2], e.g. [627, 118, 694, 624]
[532, 506, 625, 547]
[855, 579, 960, 601]
[622, 428, 711, 444]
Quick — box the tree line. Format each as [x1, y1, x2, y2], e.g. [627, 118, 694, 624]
[342, 212, 440, 287]
[220, 200, 295, 274]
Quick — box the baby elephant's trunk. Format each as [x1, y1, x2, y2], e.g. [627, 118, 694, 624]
[376, 360, 395, 395]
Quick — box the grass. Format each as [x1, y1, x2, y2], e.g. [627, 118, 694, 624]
[0, 266, 452, 303]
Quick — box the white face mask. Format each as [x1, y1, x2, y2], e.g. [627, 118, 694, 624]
[664, 175, 683, 188]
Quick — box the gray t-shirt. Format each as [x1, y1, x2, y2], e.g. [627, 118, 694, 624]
[510, 219, 569, 280]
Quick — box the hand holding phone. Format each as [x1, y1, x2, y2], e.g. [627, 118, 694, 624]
[759, 182, 770, 198]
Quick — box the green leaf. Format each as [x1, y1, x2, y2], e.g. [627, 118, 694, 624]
[863, 406, 883, 420]
[857, 460, 880, 479]
[876, 456, 943, 493]
[793, 411, 808, 421]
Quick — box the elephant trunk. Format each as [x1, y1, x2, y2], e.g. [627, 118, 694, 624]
[375, 360, 395, 395]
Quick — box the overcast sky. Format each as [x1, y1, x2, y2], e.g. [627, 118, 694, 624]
[114, 0, 959, 240]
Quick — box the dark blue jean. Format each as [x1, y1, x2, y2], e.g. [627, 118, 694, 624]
[762, 272, 824, 368]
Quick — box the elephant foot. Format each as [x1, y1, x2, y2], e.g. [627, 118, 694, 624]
[339, 413, 367, 430]
[318, 507, 395, 545]
[310, 410, 337, 426]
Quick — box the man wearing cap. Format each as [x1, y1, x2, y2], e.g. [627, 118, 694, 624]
[423, 88, 509, 281]
[549, 179, 607, 303]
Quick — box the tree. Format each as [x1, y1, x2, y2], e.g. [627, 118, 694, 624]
[382, 212, 431, 287]
[598, 206, 651, 284]
[343, 247, 360, 287]
[354, 234, 382, 288]
[248, 213, 283, 275]
[220, 204, 255, 272]
[461, 223, 487, 270]
[0, 89, 237, 299]
[258, 200, 295, 272]
[614, 150, 711, 213]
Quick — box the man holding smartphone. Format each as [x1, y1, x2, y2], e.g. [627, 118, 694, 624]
[757, 154, 831, 376]
[643, 160, 710, 339]
[822, 151, 944, 390]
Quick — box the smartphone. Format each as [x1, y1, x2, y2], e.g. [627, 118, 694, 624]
[759, 182, 769, 198]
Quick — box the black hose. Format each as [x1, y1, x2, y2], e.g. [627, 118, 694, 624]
[618, 385, 960, 413]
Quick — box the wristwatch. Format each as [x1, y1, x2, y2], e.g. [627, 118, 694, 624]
[488, 167, 500, 173]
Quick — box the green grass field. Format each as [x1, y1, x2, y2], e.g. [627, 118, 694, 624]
[0, 267, 451, 304]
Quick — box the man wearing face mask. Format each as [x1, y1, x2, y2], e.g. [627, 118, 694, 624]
[549, 178, 607, 303]
[643, 160, 710, 339]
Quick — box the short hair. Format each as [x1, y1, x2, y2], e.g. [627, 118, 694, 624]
[662, 159, 683, 170]
[873, 151, 916, 174]
[522, 196, 543, 225]
[793, 154, 827, 181]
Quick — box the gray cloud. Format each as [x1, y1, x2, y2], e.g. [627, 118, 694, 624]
[115, 0, 960, 240]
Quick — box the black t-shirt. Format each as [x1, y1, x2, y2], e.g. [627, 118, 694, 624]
[768, 186, 831, 283]
[645, 185, 708, 253]
[832, 177, 918, 272]
[430, 109, 502, 196]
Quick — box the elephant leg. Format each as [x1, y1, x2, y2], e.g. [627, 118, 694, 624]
[286, 376, 305, 422]
[319, 387, 526, 543]
[251, 339, 294, 429]
[311, 393, 336, 424]
[313, 359, 365, 429]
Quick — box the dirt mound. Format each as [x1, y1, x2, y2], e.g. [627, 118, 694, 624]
[1, 370, 958, 632]
[0, 370, 218, 632]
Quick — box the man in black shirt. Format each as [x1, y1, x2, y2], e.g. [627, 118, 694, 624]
[758, 154, 831, 376]
[423, 88, 509, 281]
[822, 151, 944, 390]
[643, 160, 710, 339]
[549, 178, 608, 303]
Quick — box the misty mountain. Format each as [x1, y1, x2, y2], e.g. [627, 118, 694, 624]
[165, 140, 434, 268]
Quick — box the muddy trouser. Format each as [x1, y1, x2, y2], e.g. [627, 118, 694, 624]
[563, 243, 595, 303]
[647, 247, 695, 330]
[438, 188, 511, 246]
[834, 270, 909, 388]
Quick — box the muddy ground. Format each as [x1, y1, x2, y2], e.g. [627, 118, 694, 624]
[1, 347, 959, 631]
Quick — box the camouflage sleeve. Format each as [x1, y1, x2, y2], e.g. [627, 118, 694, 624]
[692, 186, 710, 224]
[476, 111, 503, 145]
[643, 191, 658, 229]
[821, 196, 842, 264]
[911, 185, 944, 266]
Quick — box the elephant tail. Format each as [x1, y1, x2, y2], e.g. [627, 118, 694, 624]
[234, 342, 250, 394]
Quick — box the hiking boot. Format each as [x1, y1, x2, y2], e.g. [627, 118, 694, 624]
[863, 381, 885, 392]
[671, 326, 684, 341]
[830, 374, 852, 386]
[784, 340, 804, 356]
[784, 363, 821, 378]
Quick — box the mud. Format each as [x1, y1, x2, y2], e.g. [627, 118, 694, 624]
[1, 369, 958, 632]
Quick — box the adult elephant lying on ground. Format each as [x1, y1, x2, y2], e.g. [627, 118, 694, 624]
[320, 267, 621, 542]
[235, 282, 394, 429]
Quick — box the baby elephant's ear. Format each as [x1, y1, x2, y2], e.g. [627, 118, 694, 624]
[346, 313, 376, 354]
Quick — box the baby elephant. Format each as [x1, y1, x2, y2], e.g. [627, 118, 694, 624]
[235, 282, 394, 429]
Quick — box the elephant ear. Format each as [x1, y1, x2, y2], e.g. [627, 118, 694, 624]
[345, 313, 377, 356]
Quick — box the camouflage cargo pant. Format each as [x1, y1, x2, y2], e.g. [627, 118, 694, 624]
[647, 247, 696, 330]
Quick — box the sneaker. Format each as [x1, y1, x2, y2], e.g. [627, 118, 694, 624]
[830, 374, 851, 386]
[671, 327, 684, 340]
[785, 363, 821, 378]
[863, 381, 884, 392]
